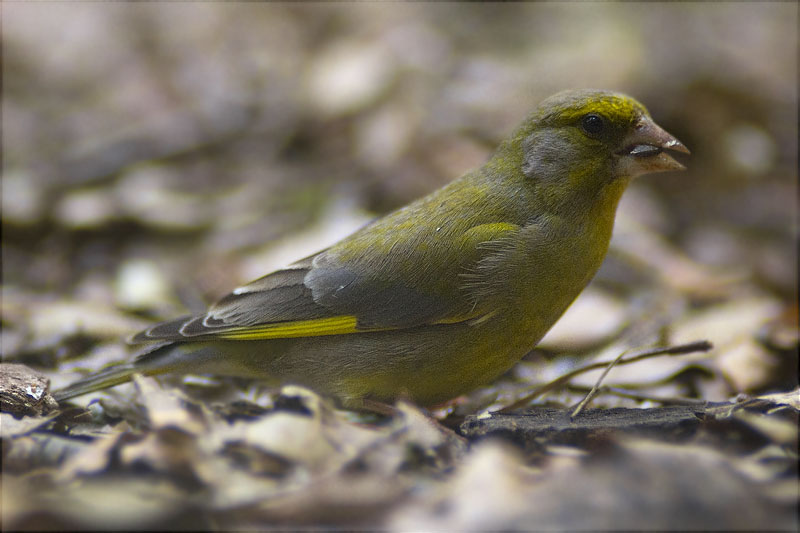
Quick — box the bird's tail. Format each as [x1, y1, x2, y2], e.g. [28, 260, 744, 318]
[53, 342, 177, 402]
[53, 363, 143, 401]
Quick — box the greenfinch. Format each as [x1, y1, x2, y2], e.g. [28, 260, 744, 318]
[55, 89, 688, 408]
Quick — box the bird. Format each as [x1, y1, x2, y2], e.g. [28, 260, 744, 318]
[54, 89, 689, 409]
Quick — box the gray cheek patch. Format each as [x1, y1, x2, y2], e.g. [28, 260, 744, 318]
[521, 130, 578, 182]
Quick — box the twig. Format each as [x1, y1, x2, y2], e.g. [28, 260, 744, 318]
[497, 340, 713, 414]
[566, 385, 711, 406]
[571, 347, 630, 418]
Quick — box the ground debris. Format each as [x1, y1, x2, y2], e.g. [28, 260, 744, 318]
[462, 389, 799, 452]
[0, 363, 59, 418]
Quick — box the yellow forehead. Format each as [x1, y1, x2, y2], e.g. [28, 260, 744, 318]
[539, 90, 649, 127]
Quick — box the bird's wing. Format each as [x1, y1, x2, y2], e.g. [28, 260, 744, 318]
[131, 221, 521, 343]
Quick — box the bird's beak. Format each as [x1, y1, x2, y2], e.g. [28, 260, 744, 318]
[617, 116, 690, 177]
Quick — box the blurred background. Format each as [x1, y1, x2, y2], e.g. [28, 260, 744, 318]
[2, 4, 798, 531]
[2, 2, 797, 396]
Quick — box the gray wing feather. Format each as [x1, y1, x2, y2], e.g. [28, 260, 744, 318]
[131, 212, 522, 343]
[133, 248, 456, 343]
[305, 262, 451, 328]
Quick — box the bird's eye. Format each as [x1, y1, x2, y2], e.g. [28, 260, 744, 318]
[580, 114, 606, 136]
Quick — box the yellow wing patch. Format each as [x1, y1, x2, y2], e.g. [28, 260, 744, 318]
[211, 309, 495, 341]
[216, 315, 370, 340]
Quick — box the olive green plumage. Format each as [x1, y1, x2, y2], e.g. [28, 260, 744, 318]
[55, 89, 688, 408]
